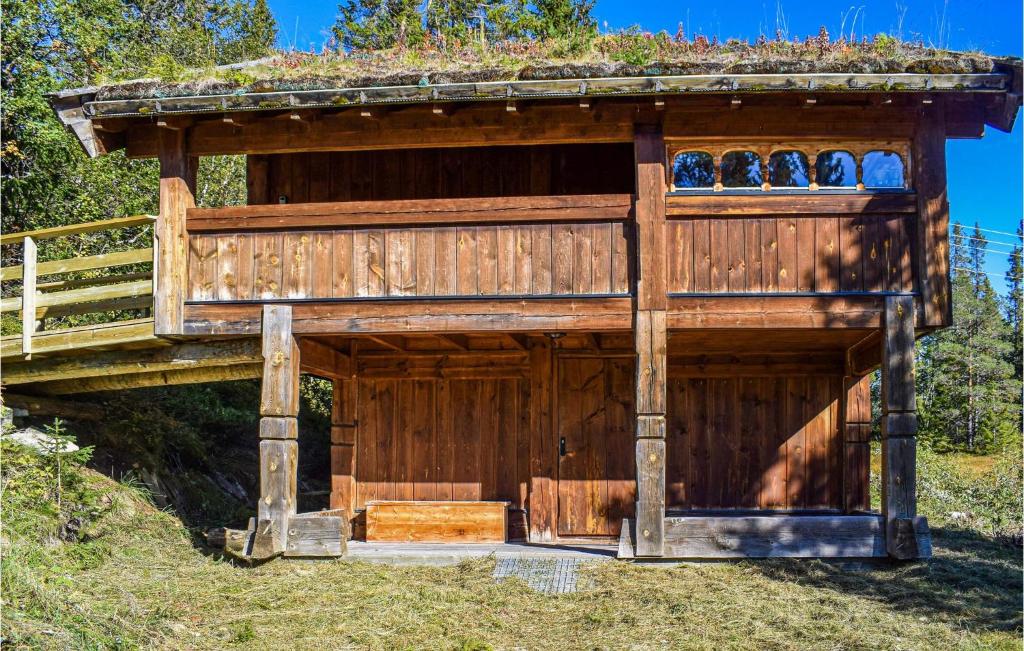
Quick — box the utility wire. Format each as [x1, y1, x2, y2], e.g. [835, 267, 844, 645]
[952, 266, 1013, 280]
[950, 232, 1021, 249]
[950, 225, 1023, 239]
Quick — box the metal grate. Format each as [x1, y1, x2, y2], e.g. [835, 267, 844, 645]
[492, 558, 591, 594]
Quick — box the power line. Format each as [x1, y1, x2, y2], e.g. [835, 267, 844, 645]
[952, 266, 1014, 279]
[950, 232, 1021, 249]
[950, 224, 1023, 240]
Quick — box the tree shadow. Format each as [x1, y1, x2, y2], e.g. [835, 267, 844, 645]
[751, 526, 1023, 634]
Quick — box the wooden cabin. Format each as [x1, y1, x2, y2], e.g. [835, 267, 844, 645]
[6, 54, 1020, 560]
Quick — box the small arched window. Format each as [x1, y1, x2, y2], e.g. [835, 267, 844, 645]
[721, 151, 762, 188]
[862, 150, 905, 188]
[768, 151, 809, 187]
[815, 150, 857, 187]
[672, 151, 715, 189]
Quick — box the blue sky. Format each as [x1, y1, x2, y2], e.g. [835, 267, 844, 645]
[268, 0, 1022, 290]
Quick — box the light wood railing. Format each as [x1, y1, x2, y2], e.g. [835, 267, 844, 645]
[0, 215, 156, 355]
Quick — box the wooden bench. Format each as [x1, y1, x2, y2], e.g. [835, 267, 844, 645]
[365, 501, 509, 543]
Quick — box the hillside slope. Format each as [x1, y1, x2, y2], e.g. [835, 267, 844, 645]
[2, 436, 1021, 650]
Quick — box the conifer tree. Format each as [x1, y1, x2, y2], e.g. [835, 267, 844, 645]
[1005, 220, 1023, 380]
[918, 222, 1019, 451]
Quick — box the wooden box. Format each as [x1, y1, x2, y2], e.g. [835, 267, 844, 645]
[365, 501, 508, 543]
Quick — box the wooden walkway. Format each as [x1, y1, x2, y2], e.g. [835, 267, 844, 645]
[1, 217, 261, 399]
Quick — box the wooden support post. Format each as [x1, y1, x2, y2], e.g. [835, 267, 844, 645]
[257, 305, 300, 555]
[881, 295, 919, 559]
[155, 126, 196, 335]
[913, 105, 952, 327]
[330, 378, 357, 528]
[633, 124, 668, 557]
[528, 338, 557, 542]
[842, 374, 872, 512]
[21, 236, 37, 357]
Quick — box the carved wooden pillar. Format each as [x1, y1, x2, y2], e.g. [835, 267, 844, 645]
[633, 125, 668, 556]
[258, 304, 300, 552]
[881, 295, 919, 559]
[155, 126, 196, 336]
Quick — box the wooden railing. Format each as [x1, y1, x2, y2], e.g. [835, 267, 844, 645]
[0, 215, 156, 356]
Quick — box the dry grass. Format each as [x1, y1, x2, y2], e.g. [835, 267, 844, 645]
[95, 31, 1011, 101]
[3, 469, 1021, 650]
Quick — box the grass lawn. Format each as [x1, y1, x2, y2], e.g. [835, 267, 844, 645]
[3, 449, 1022, 650]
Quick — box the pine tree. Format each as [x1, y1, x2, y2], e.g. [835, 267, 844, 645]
[1005, 220, 1023, 380]
[334, 0, 426, 50]
[918, 222, 1020, 452]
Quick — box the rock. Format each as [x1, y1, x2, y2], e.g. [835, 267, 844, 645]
[2, 427, 79, 453]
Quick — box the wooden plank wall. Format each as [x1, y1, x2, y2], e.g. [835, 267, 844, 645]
[666, 214, 915, 294]
[188, 223, 630, 301]
[665, 373, 844, 510]
[352, 374, 531, 512]
[252, 144, 635, 204]
[556, 356, 636, 537]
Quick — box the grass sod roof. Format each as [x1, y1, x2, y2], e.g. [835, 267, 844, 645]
[50, 34, 1022, 156]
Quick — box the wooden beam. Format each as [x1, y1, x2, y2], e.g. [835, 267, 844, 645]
[260, 305, 300, 417]
[619, 514, 931, 559]
[183, 298, 634, 336]
[0, 318, 156, 359]
[125, 102, 638, 157]
[0, 393, 105, 421]
[365, 334, 405, 351]
[32, 362, 262, 395]
[667, 296, 904, 329]
[913, 105, 952, 327]
[0, 215, 155, 246]
[187, 194, 633, 232]
[1, 338, 261, 385]
[634, 126, 668, 311]
[504, 333, 529, 350]
[666, 192, 917, 216]
[881, 294, 921, 559]
[258, 304, 301, 553]
[847, 331, 882, 375]
[155, 127, 196, 335]
[297, 337, 351, 379]
[433, 333, 470, 351]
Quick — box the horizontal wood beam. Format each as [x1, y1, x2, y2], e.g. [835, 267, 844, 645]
[187, 194, 633, 232]
[666, 296, 923, 329]
[297, 337, 351, 379]
[666, 192, 917, 216]
[125, 103, 638, 158]
[183, 298, 634, 336]
[0, 318, 157, 359]
[2, 338, 261, 385]
[0, 215, 155, 246]
[1, 393, 105, 421]
[31, 362, 262, 395]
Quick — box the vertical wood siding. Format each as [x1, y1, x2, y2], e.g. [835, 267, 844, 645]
[666, 214, 915, 294]
[665, 374, 844, 510]
[188, 223, 630, 300]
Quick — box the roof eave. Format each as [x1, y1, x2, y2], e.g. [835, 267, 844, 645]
[50, 71, 1020, 157]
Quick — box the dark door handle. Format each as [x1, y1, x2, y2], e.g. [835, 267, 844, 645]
[559, 437, 567, 457]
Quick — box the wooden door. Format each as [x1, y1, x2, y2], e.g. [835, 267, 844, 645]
[556, 357, 635, 537]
